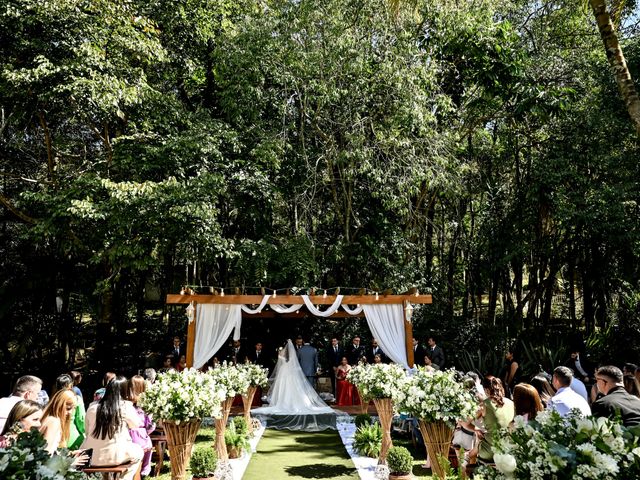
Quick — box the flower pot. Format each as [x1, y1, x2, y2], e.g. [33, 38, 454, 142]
[418, 420, 453, 480]
[162, 419, 202, 480]
[389, 473, 413, 480]
[226, 446, 242, 459]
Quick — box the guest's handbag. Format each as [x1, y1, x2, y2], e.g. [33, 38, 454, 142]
[452, 425, 475, 451]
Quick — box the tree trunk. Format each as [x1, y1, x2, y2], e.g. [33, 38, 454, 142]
[590, 0, 640, 135]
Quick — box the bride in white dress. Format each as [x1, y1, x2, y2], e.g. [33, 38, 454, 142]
[252, 339, 336, 430]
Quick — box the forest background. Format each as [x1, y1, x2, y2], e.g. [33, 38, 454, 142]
[2, 0, 640, 392]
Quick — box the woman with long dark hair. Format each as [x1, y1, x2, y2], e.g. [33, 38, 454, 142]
[81, 376, 143, 480]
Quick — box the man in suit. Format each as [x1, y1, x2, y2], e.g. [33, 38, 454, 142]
[226, 340, 247, 365]
[325, 337, 344, 395]
[426, 336, 445, 369]
[295, 336, 304, 350]
[297, 338, 319, 387]
[592, 365, 640, 427]
[346, 336, 365, 365]
[366, 339, 387, 364]
[170, 336, 184, 360]
[247, 341, 271, 374]
[412, 338, 425, 367]
[565, 350, 594, 384]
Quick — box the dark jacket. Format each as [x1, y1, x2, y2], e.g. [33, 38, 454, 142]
[326, 345, 344, 369]
[427, 345, 445, 369]
[247, 349, 271, 372]
[592, 386, 640, 427]
[346, 344, 365, 365]
[366, 346, 387, 364]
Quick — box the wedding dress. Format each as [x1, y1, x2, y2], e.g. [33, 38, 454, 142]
[252, 339, 338, 430]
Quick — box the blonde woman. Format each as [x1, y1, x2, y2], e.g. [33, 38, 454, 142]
[40, 389, 77, 454]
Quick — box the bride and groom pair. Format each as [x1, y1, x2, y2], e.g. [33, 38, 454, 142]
[252, 340, 334, 417]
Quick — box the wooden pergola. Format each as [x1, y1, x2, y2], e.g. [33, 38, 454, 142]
[166, 291, 432, 368]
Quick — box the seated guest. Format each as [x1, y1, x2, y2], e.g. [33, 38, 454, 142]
[175, 354, 187, 372]
[40, 389, 77, 454]
[54, 374, 85, 449]
[513, 383, 543, 422]
[548, 366, 591, 418]
[69, 371, 84, 401]
[0, 400, 42, 447]
[93, 371, 116, 403]
[81, 376, 143, 480]
[158, 355, 174, 374]
[469, 376, 514, 468]
[143, 368, 157, 384]
[530, 375, 555, 407]
[126, 375, 155, 477]
[0, 375, 43, 432]
[592, 365, 640, 427]
[624, 374, 640, 398]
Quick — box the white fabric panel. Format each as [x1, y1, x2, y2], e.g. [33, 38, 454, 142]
[271, 304, 304, 314]
[301, 295, 344, 317]
[341, 304, 364, 315]
[193, 304, 242, 369]
[240, 295, 270, 314]
[362, 304, 409, 369]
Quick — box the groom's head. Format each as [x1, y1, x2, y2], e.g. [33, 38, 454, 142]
[295, 336, 303, 348]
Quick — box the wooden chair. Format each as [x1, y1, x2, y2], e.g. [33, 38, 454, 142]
[150, 431, 168, 477]
[82, 460, 140, 480]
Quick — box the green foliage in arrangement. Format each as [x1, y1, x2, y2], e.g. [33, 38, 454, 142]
[0, 430, 86, 480]
[189, 446, 217, 478]
[224, 421, 250, 452]
[386, 446, 413, 475]
[352, 422, 383, 458]
[231, 416, 249, 438]
[354, 414, 373, 429]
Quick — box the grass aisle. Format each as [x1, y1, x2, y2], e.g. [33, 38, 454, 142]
[243, 429, 360, 480]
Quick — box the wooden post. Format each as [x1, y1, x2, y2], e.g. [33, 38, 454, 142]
[186, 302, 197, 368]
[404, 300, 414, 368]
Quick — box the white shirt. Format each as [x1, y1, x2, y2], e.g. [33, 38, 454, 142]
[0, 395, 23, 432]
[548, 386, 591, 417]
[570, 377, 589, 402]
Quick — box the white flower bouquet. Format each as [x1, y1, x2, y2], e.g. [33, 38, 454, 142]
[347, 363, 407, 401]
[207, 362, 251, 398]
[475, 410, 640, 480]
[395, 368, 477, 426]
[139, 368, 226, 423]
[237, 362, 269, 388]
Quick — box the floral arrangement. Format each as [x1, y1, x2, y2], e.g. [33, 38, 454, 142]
[139, 368, 226, 423]
[237, 362, 269, 388]
[395, 368, 477, 426]
[207, 361, 251, 398]
[347, 363, 407, 401]
[0, 429, 85, 480]
[475, 410, 640, 480]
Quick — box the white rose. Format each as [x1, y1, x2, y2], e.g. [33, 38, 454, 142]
[494, 453, 517, 478]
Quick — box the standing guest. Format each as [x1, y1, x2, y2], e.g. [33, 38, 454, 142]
[143, 368, 157, 384]
[170, 336, 184, 360]
[624, 374, 640, 398]
[54, 374, 85, 449]
[547, 366, 591, 418]
[366, 339, 386, 364]
[40, 389, 77, 454]
[69, 371, 84, 401]
[0, 375, 43, 432]
[412, 338, 425, 367]
[247, 342, 270, 373]
[426, 336, 445, 369]
[565, 350, 593, 384]
[325, 337, 344, 396]
[93, 371, 116, 403]
[297, 338, 319, 387]
[501, 348, 520, 397]
[335, 357, 355, 406]
[126, 376, 155, 478]
[226, 340, 246, 364]
[592, 365, 640, 427]
[346, 336, 364, 366]
[530, 375, 556, 407]
[469, 376, 514, 468]
[512, 383, 544, 422]
[0, 400, 43, 447]
[81, 376, 143, 480]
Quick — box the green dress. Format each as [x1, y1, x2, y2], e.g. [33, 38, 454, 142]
[478, 397, 514, 463]
[67, 394, 86, 450]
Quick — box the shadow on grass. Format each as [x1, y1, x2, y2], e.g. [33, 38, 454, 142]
[284, 463, 355, 478]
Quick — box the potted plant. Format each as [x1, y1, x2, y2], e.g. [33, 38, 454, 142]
[189, 446, 217, 480]
[223, 421, 250, 459]
[386, 446, 413, 480]
[354, 413, 373, 428]
[352, 422, 382, 458]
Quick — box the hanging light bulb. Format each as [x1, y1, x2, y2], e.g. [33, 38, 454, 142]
[272, 290, 277, 299]
[415, 289, 419, 297]
[220, 288, 225, 297]
[375, 292, 379, 301]
[405, 303, 414, 322]
[323, 290, 327, 299]
[180, 286, 186, 295]
[185, 301, 195, 323]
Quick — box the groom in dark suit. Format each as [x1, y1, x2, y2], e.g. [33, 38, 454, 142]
[297, 337, 319, 387]
[325, 337, 344, 395]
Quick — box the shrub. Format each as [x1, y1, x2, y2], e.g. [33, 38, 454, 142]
[224, 421, 250, 452]
[352, 422, 382, 458]
[231, 416, 248, 437]
[189, 446, 217, 478]
[354, 413, 372, 428]
[387, 446, 413, 475]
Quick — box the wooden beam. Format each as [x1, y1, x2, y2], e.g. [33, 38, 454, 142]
[186, 302, 197, 368]
[404, 301, 414, 368]
[166, 293, 432, 305]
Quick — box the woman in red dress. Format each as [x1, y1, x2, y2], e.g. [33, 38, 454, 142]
[336, 357, 354, 406]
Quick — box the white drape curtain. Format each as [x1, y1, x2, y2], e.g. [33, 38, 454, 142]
[301, 295, 344, 317]
[362, 304, 409, 369]
[193, 304, 242, 369]
[240, 295, 270, 314]
[271, 304, 304, 314]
